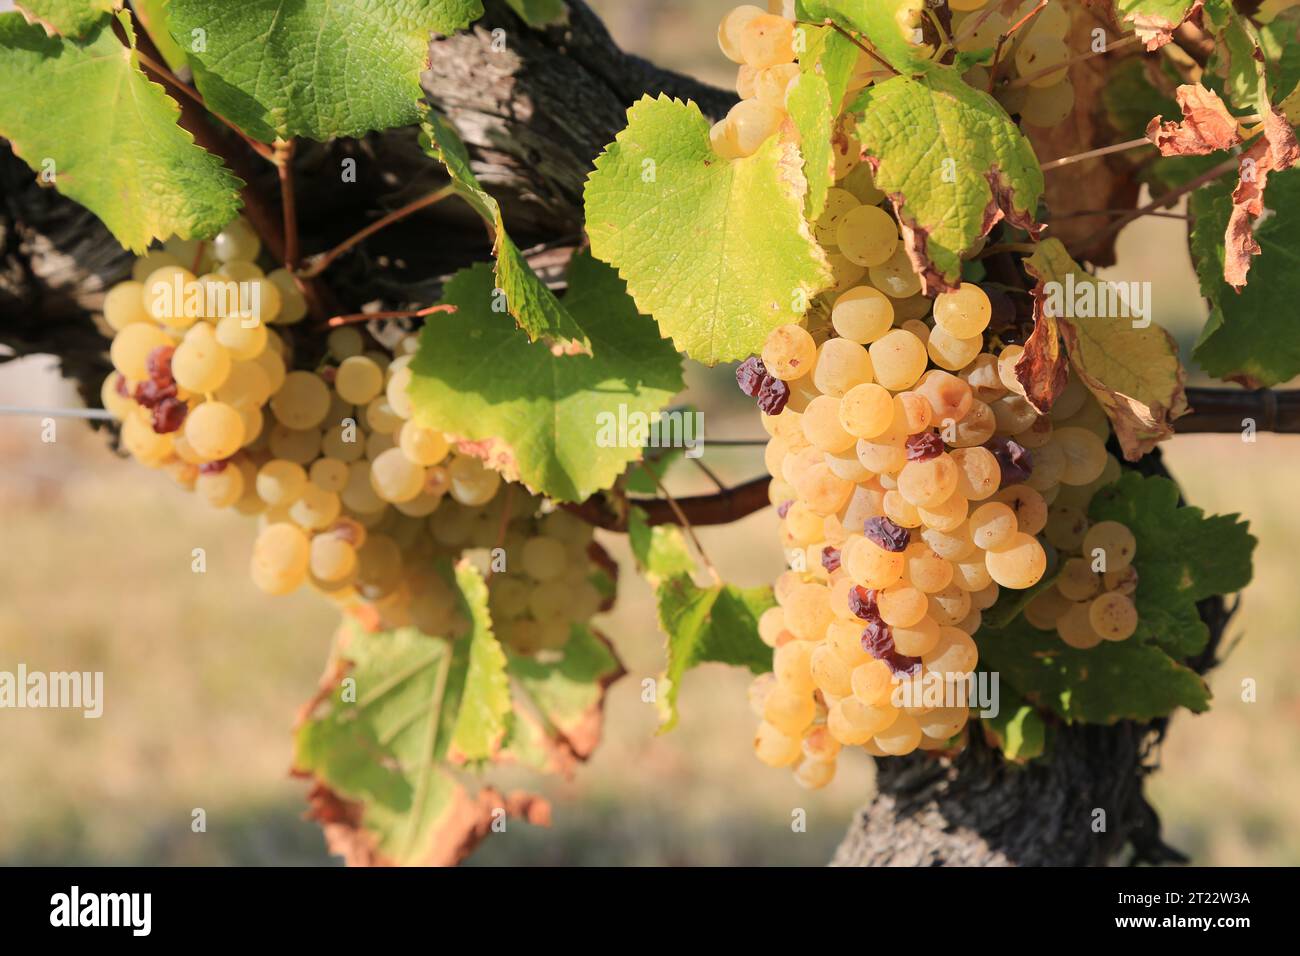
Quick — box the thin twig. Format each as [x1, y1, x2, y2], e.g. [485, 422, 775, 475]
[988, 0, 1045, 91]
[1080, 154, 1240, 248]
[1049, 208, 1190, 222]
[1005, 34, 1141, 89]
[647, 465, 720, 585]
[299, 185, 458, 279]
[798, 19, 899, 77]
[275, 140, 299, 271]
[325, 303, 458, 328]
[974, 241, 1040, 259]
[135, 50, 275, 161]
[690, 458, 727, 492]
[1040, 136, 1152, 171]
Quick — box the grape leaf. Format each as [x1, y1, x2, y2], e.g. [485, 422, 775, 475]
[626, 517, 773, 731]
[1089, 472, 1255, 658]
[653, 572, 775, 732]
[1114, 0, 1202, 50]
[584, 94, 830, 366]
[1023, 240, 1188, 459]
[13, 0, 117, 36]
[628, 506, 696, 582]
[0, 13, 242, 253]
[293, 565, 553, 866]
[1190, 165, 1300, 386]
[167, 0, 484, 142]
[979, 616, 1211, 724]
[852, 66, 1044, 292]
[448, 564, 512, 763]
[789, 25, 860, 219]
[978, 685, 1046, 763]
[132, 0, 188, 72]
[407, 255, 684, 503]
[796, 0, 937, 75]
[504, 0, 567, 27]
[421, 112, 588, 350]
[501, 625, 625, 775]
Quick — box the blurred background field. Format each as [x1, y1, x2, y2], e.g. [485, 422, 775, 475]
[1, 0, 1296, 866]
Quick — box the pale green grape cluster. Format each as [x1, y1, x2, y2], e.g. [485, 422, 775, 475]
[99, 224, 607, 655]
[710, 3, 1142, 788]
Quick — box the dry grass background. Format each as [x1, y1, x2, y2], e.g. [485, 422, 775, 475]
[0, 0, 1295, 865]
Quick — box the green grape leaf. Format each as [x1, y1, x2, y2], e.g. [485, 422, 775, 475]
[422, 112, 589, 350]
[1023, 240, 1188, 459]
[978, 685, 1046, 763]
[1205, 3, 1270, 113]
[796, 0, 936, 75]
[501, 625, 625, 774]
[979, 615, 1211, 724]
[1190, 165, 1300, 387]
[584, 94, 830, 366]
[168, 0, 485, 143]
[1114, 0, 1202, 50]
[852, 66, 1044, 291]
[790, 25, 861, 219]
[652, 572, 774, 733]
[13, 0, 117, 36]
[627, 507, 697, 583]
[447, 564, 511, 763]
[1088, 472, 1255, 658]
[0, 13, 241, 253]
[293, 560, 560, 866]
[408, 255, 684, 502]
[504, 0, 567, 28]
[132, 0, 188, 72]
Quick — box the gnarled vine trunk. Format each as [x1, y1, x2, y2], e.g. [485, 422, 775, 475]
[0, 0, 1230, 867]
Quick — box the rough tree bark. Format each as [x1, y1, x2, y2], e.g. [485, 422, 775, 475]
[0, 0, 1233, 866]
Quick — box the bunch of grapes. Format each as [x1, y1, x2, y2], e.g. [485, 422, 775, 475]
[955, 0, 1082, 131]
[711, 3, 1141, 787]
[1025, 519, 1140, 648]
[98, 219, 605, 655]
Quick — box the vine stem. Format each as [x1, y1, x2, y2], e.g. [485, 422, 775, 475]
[134, 50, 275, 162]
[275, 140, 299, 271]
[562, 389, 1300, 534]
[987, 0, 1046, 92]
[324, 303, 458, 328]
[299, 185, 458, 279]
[1040, 136, 1153, 171]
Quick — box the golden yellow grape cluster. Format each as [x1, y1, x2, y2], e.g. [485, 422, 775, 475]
[712, 4, 1142, 788]
[98, 220, 604, 655]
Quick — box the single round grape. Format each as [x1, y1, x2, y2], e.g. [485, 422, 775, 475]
[878, 585, 929, 628]
[1015, 33, 1071, 88]
[984, 532, 1047, 589]
[836, 204, 899, 268]
[801, 395, 856, 453]
[709, 118, 745, 160]
[309, 457, 350, 494]
[111, 323, 174, 384]
[923, 626, 978, 677]
[813, 337, 874, 398]
[1056, 600, 1103, 649]
[898, 454, 959, 509]
[921, 521, 977, 561]
[1054, 426, 1108, 486]
[850, 658, 894, 706]
[213, 217, 261, 263]
[217, 260, 263, 281]
[196, 462, 245, 508]
[1021, 80, 1076, 128]
[915, 369, 974, 424]
[874, 711, 922, 756]
[893, 614, 941, 656]
[725, 98, 785, 156]
[104, 280, 151, 331]
[761, 324, 818, 381]
[869, 328, 928, 391]
[764, 684, 816, 735]
[969, 501, 1018, 551]
[1090, 592, 1139, 642]
[868, 248, 922, 299]
[927, 324, 984, 372]
[903, 543, 954, 593]
[930, 583, 973, 627]
[271, 371, 331, 430]
[917, 492, 968, 533]
[814, 188, 861, 246]
[334, 355, 384, 406]
[933, 282, 993, 339]
[143, 265, 199, 329]
[268, 423, 322, 465]
[832, 285, 895, 344]
[250, 523, 311, 595]
[256, 459, 307, 507]
[828, 697, 897, 745]
[754, 720, 801, 767]
[1082, 520, 1137, 572]
[718, 4, 766, 64]
[738, 13, 796, 68]
[447, 455, 501, 506]
[950, 446, 1000, 501]
[369, 446, 426, 504]
[184, 401, 245, 460]
[266, 268, 308, 325]
[396, 420, 450, 467]
[810, 643, 853, 697]
[838, 382, 895, 440]
[754, 62, 800, 106]
[289, 483, 341, 531]
[214, 313, 268, 361]
[310, 533, 358, 583]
